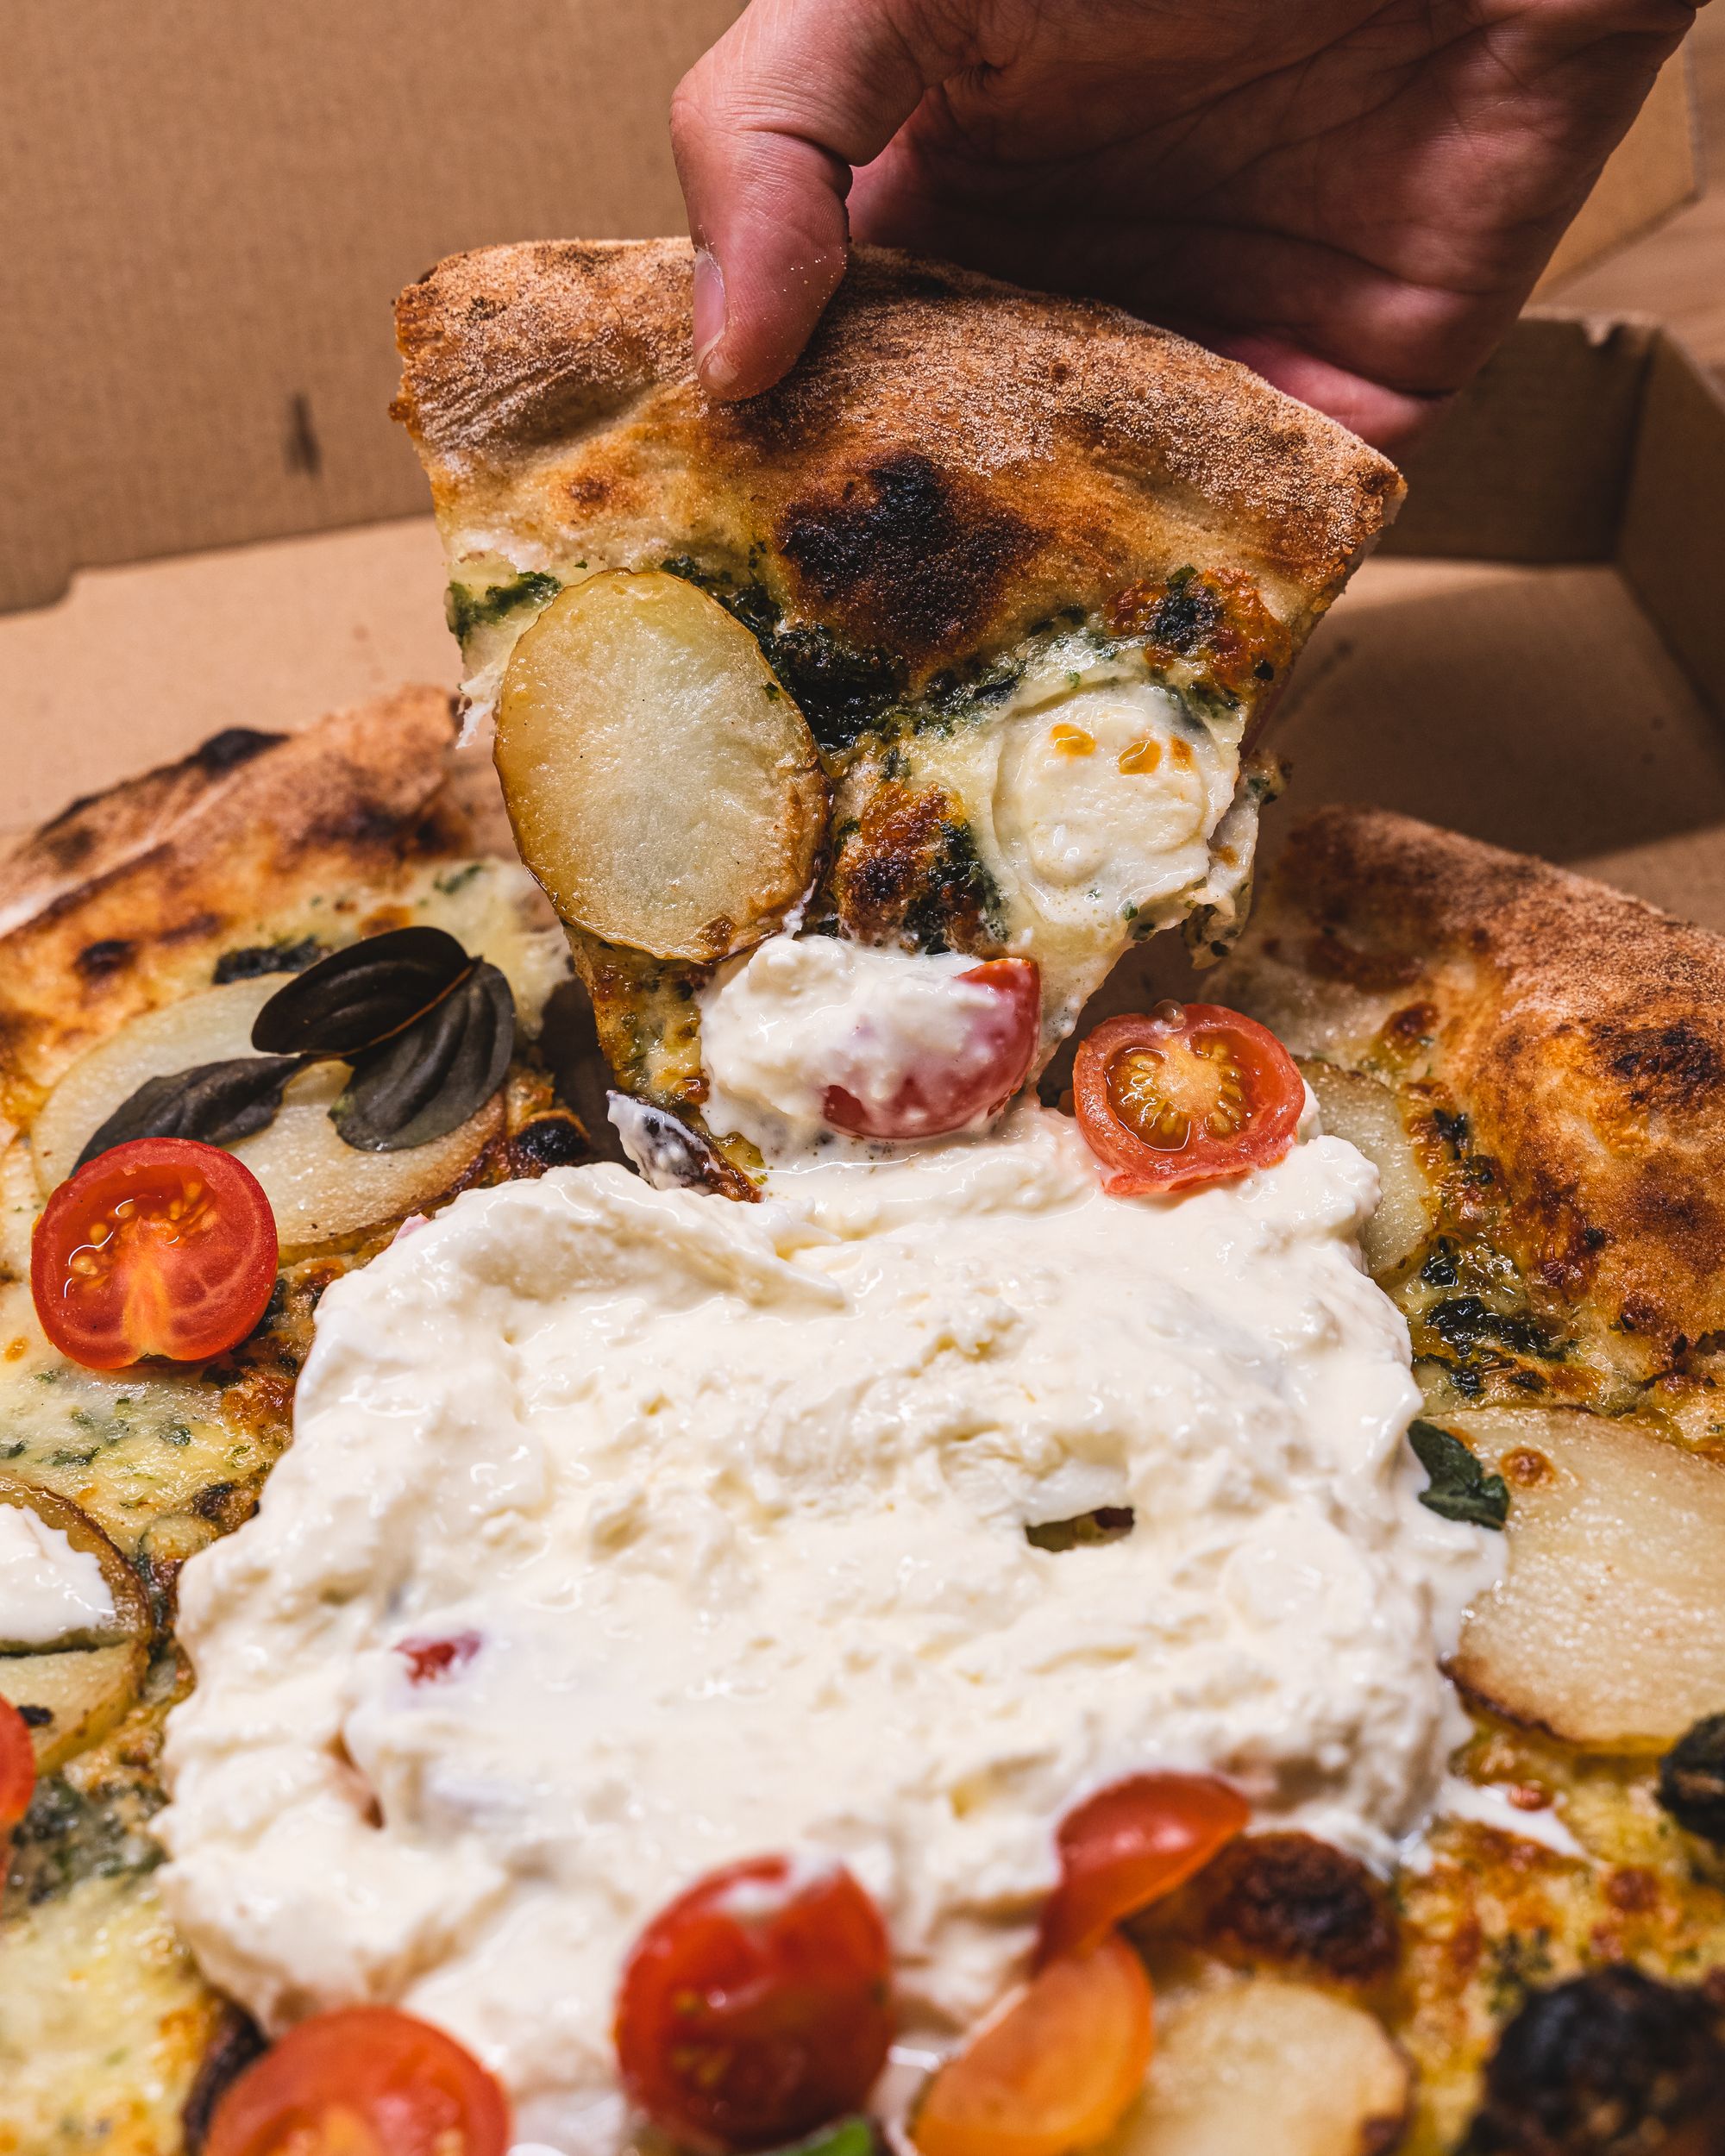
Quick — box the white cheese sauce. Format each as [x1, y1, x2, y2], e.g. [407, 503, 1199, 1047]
[870, 637, 1251, 1037]
[700, 937, 1017, 1159]
[159, 1106, 1498, 2150]
[0, 1507, 115, 1646]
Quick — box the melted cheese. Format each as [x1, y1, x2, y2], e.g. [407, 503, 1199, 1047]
[700, 937, 1017, 1158]
[849, 639, 1248, 1034]
[160, 1107, 1496, 2150]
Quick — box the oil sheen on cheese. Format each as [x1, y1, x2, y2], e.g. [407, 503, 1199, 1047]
[159, 1105, 1496, 2148]
[0, 1507, 115, 1646]
[832, 636, 1255, 1037]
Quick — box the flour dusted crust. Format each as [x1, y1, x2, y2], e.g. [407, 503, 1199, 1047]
[393, 239, 1402, 678]
[0, 689, 485, 1125]
[1224, 806, 1725, 1387]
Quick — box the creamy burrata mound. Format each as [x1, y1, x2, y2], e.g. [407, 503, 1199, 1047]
[157, 1102, 1495, 2151]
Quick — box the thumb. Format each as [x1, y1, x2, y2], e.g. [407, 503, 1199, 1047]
[671, 0, 938, 399]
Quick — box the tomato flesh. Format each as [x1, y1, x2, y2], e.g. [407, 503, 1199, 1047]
[911, 1934, 1153, 2156]
[0, 1695, 37, 1840]
[823, 957, 1040, 1140]
[204, 2004, 510, 2156]
[615, 1855, 893, 2152]
[1073, 1003, 1303, 1194]
[31, 1137, 279, 1370]
[1038, 1772, 1251, 1963]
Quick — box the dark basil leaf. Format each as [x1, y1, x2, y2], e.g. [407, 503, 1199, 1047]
[74, 1056, 302, 1169]
[1025, 1506, 1135, 1552]
[1657, 1712, 1725, 1846]
[330, 963, 514, 1152]
[251, 927, 473, 1057]
[1409, 1420, 1509, 1530]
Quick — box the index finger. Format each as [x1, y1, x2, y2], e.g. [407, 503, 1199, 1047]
[670, 0, 944, 398]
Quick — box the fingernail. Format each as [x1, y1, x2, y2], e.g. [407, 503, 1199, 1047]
[693, 248, 737, 393]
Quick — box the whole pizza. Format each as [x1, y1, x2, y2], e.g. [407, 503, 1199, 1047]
[2, 243, 1722, 2156]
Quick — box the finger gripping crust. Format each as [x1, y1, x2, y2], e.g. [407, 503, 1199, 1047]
[392, 238, 1404, 670]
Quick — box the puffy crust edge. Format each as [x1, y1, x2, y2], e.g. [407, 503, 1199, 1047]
[1229, 805, 1725, 1370]
[392, 238, 1404, 625]
[0, 687, 476, 1118]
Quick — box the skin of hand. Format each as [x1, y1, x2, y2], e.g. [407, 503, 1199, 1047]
[672, 0, 1702, 446]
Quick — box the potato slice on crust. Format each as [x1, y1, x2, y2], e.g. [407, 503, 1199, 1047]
[1448, 1409, 1725, 1750]
[495, 569, 827, 962]
[0, 1644, 150, 1775]
[1301, 1062, 1433, 1281]
[1106, 1976, 1409, 2156]
[0, 1478, 152, 1770]
[29, 975, 501, 1260]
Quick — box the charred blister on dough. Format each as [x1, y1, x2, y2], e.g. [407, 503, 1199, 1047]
[777, 452, 1041, 665]
[1178, 1831, 1402, 1990]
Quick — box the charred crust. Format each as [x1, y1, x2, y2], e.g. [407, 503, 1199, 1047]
[190, 1482, 260, 1534]
[1230, 806, 1725, 1382]
[778, 453, 1039, 662]
[394, 241, 1404, 613]
[505, 1112, 593, 1175]
[192, 727, 283, 775]
[1465, 1968, 1725, 2154]
[1109, 565, 1294, 699]
[182, 2002, 268, 2153]
[1596, 1018, 1725, 1109]
[1190, 1832, 1400, 1986]
[831, 787, 1005, 956]
[73, 936, 135, 981]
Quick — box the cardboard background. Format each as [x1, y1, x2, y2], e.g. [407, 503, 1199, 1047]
[0, 0, 743, 614]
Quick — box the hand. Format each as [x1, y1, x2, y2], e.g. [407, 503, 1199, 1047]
[672, 0, 1698, 446]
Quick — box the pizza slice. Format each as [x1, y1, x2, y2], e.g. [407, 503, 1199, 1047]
[1213, 805, 1725, 2145]
[392, 240, 1402, 1175]
[0, 693, 592, 2154]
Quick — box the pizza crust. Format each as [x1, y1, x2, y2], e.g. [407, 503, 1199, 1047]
[392, 240, 1404, 686]
[0, 688, 478, 1122]
[1222, 804, 1725, 1385]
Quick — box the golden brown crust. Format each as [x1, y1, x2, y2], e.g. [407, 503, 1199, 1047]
[1224, 805, 1725, 1379]
[393, 239, 1403, 673]
[0, 689, 474, 1121]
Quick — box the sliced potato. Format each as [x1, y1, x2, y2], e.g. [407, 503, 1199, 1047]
[0, 1478, 153, 1769]
[1106, 1976, 1409, 2156]
[0, 1642, 150, 1773]
[496, 569, 827, 962]
[1450, 1408, 1725, 1750]
[29, 975, 501, 1258]
[1302, 1062, 1433, 1279]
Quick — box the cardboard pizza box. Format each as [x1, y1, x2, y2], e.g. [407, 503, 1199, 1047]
[2, 3, 1722, 943]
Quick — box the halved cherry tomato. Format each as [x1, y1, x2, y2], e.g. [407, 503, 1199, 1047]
[1073, 1002, 1303, 1194]
[911, 1933, 1153, 2156]
[31, 1138, 278, 1370]
[615, 1854, 893, 2153]
[1037, 1772, 1251, 1964]
[204, 2004, 510, 2156]
[824, 957, 1040, 1140]
[0, 1695, 37, 1845]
